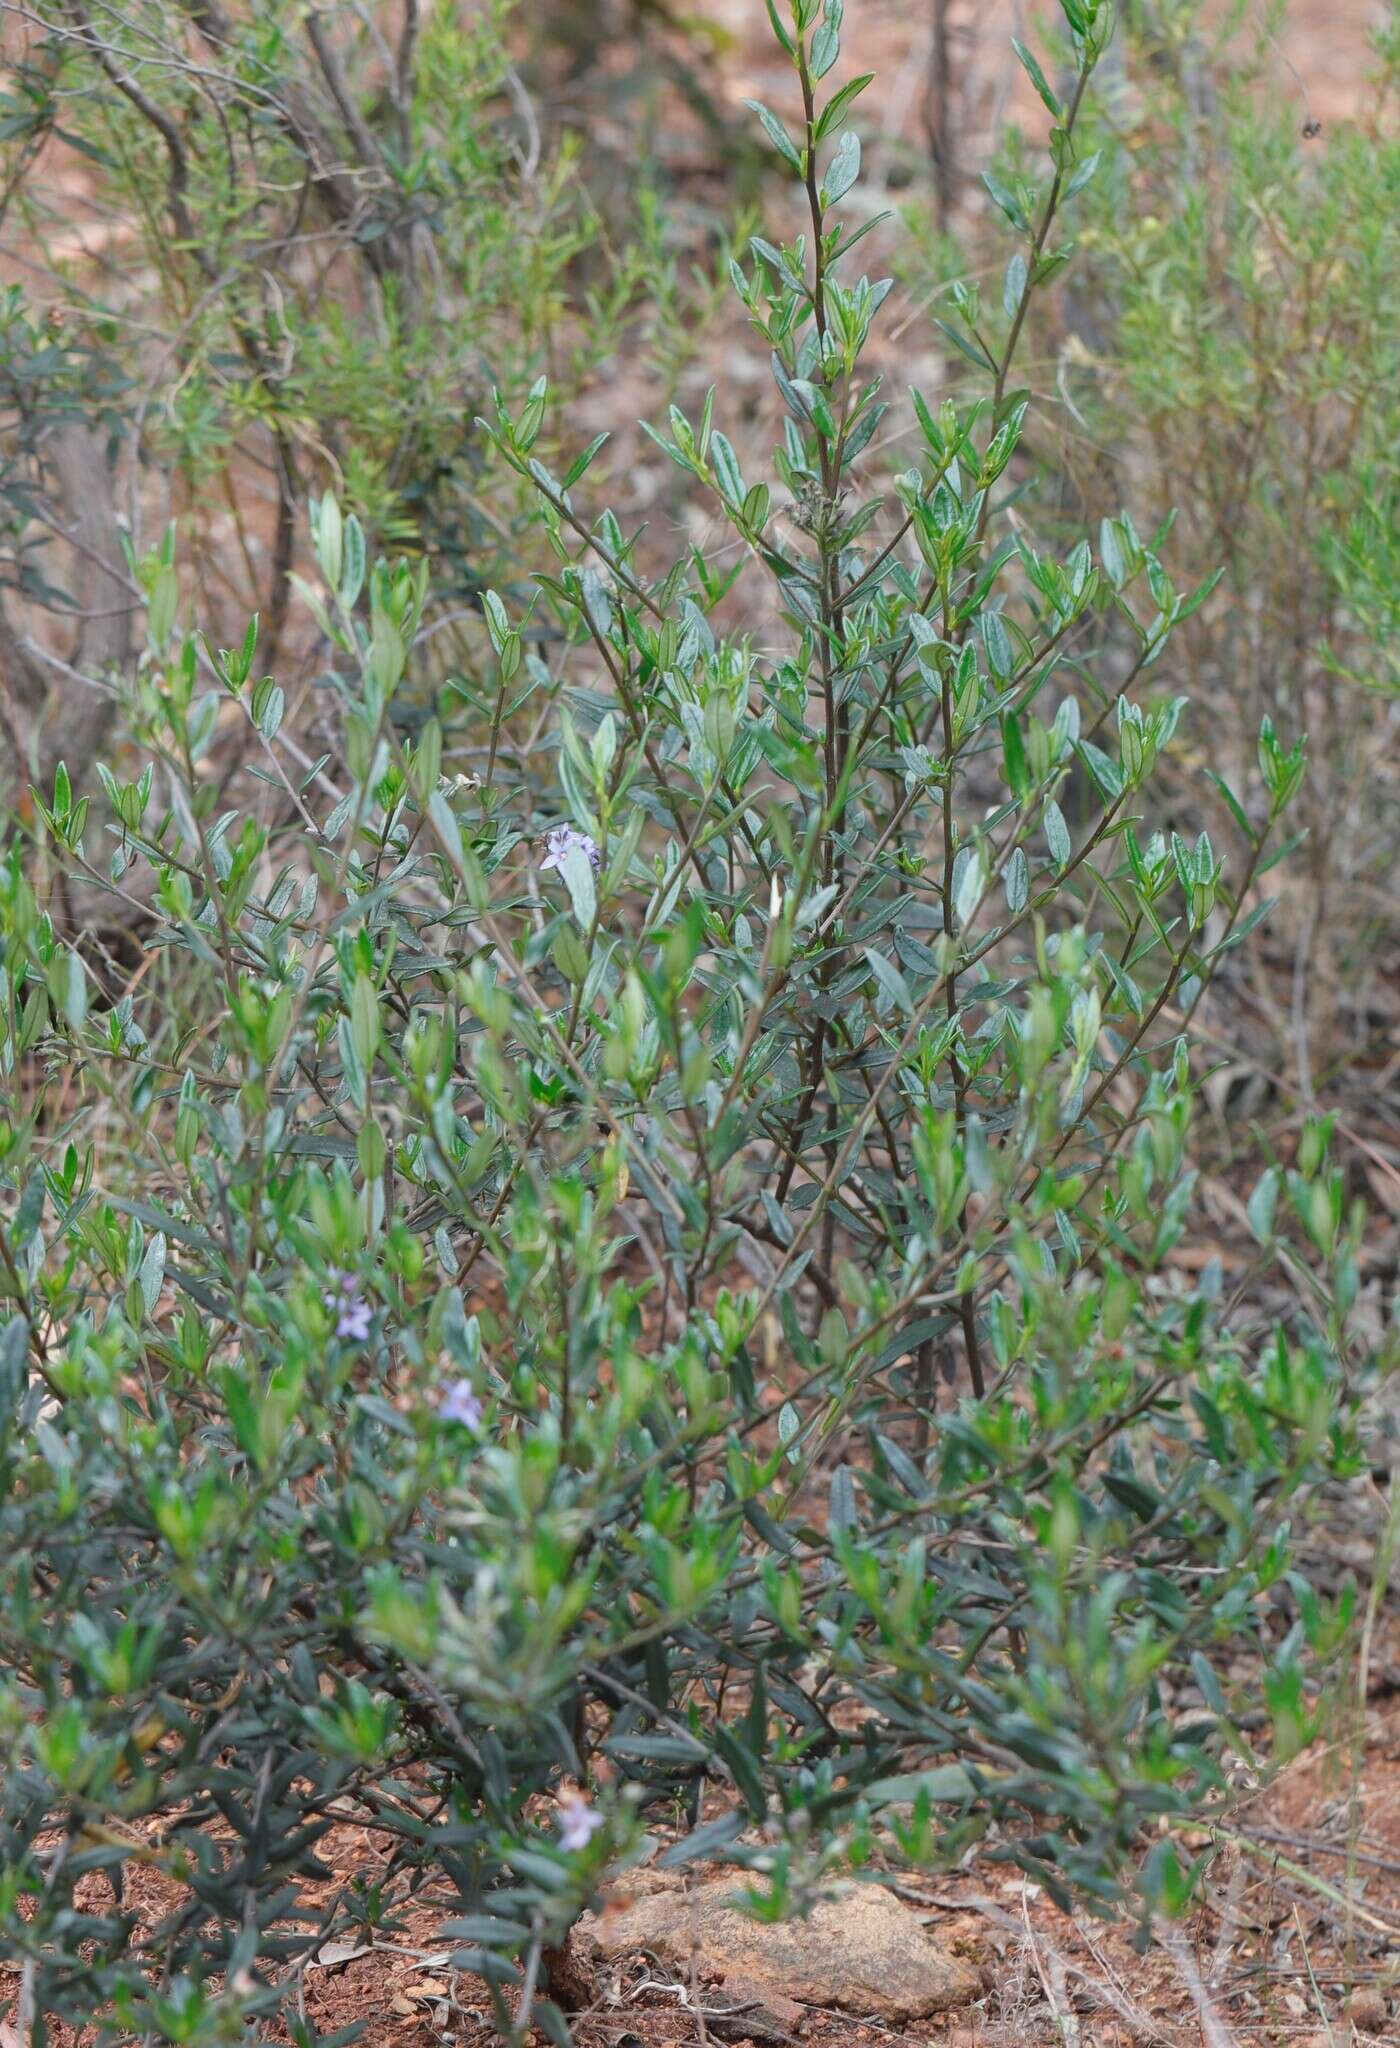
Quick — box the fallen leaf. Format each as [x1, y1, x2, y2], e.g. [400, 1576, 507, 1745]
[401, 1977, 448, 2000]
[308, 1938, 372, 1970]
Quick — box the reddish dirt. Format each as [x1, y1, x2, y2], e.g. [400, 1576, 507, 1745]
[703, 0, 1387, 158]
[7, 1641, 1398, 2045]
[206, 1685, 1400, 2046]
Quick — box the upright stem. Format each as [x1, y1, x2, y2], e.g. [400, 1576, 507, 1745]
[776, 31, 848, 1227]
[995, 58, 1095, 415]
[925, 0, 956, 227]
[796, 45, 830, 352]
[939, 650, 986, 1399]
[927, 39, 1098, 1398]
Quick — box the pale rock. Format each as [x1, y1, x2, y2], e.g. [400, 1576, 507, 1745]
[578, 1871, 980, 2024]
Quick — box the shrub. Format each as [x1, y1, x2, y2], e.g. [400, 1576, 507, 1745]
[0, 3, 1372, 2042]
[0, 0, 629, 800]
[970, 0, 1400, 1080]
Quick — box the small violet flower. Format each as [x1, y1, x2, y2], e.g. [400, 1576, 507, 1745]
[324, 1269, 372, 1343]
[438, 1378, 483, 1430]
[539, 824, 600, 877]
[556, 1789, 605, 1854]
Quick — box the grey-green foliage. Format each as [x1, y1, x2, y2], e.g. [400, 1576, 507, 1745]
[976, 0, 1400, 1064]
[0, 3, 1375, 2042]
[0, 0, 625, 798]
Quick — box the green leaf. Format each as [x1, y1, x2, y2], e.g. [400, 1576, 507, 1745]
[1077, 739, 1124, 801]
[351, 975, 381, 1067]
[1190, 1652, 1228, 1718]
[659, 1810, 746, 1866]
[1102, 1470, 1162, 1520]
[1001, 711, 1028, 797]
[863, 946, 913, 1015]
[865, 1763, 987, 1806]
[1246, 1167, 1279, 1244]
[367, 616, 405, 695]
[811, 19, 840, 78]
[1002, 250, 1028, 320]
[440, 1915, 532, 1947]
[559, 841, 597, 931]
[314, 493, 343, 588]
[1205, 770, 1258, 847]
[562, 433, 609, 488]
[955, 847, 984, 927]
[745, 99, 803, 171]
[427, 789, 465, 869]
[934, 318, 996, 374]
[715, 1722, 768, 1818]
[982, 171, 1030, 233]
[255, 682, 285, 741]
[710, 430, 745, 502]
[762, 0, 795, 56]
[822, 131, 861, 206]
[1099, 517, 1128, 587]
[1063, 150, 1102, 201]
[813, 72, 874, 142]
[1011, 38, 1061, 119]
[482, 590, 511, 656]
[63, 950, 87, 1031]
[340, 516, 366, 610]
[980, 609, 1013, 679]
[148, 565, 178, 653]
[1044, 800, 1071, 870]
[138, 1232, 167, 1316]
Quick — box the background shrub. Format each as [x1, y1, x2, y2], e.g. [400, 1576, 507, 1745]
[0, 0, 661, 807]
[960, 0, 1400, 1087]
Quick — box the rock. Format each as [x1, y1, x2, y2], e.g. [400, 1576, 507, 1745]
[1346, 1985, 1389, 2034]
[579, 1872, 980, 2024]
[707, 1973, 807, 2041]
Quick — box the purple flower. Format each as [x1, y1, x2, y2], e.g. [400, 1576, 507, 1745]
[556, 1789, 605, 1853]
[337, 1298, 372, 1341]
[438, 1378, 483, 1429]
[324, 1269, 372, 1343]
[539, 824, 601, 877]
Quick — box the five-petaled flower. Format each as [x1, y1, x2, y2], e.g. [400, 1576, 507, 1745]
[539, 824, 600, 877]
[438, 1379, 483, 1430]
[324, 1270, 371, 1343]
[556, 1789, 605, 1853]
